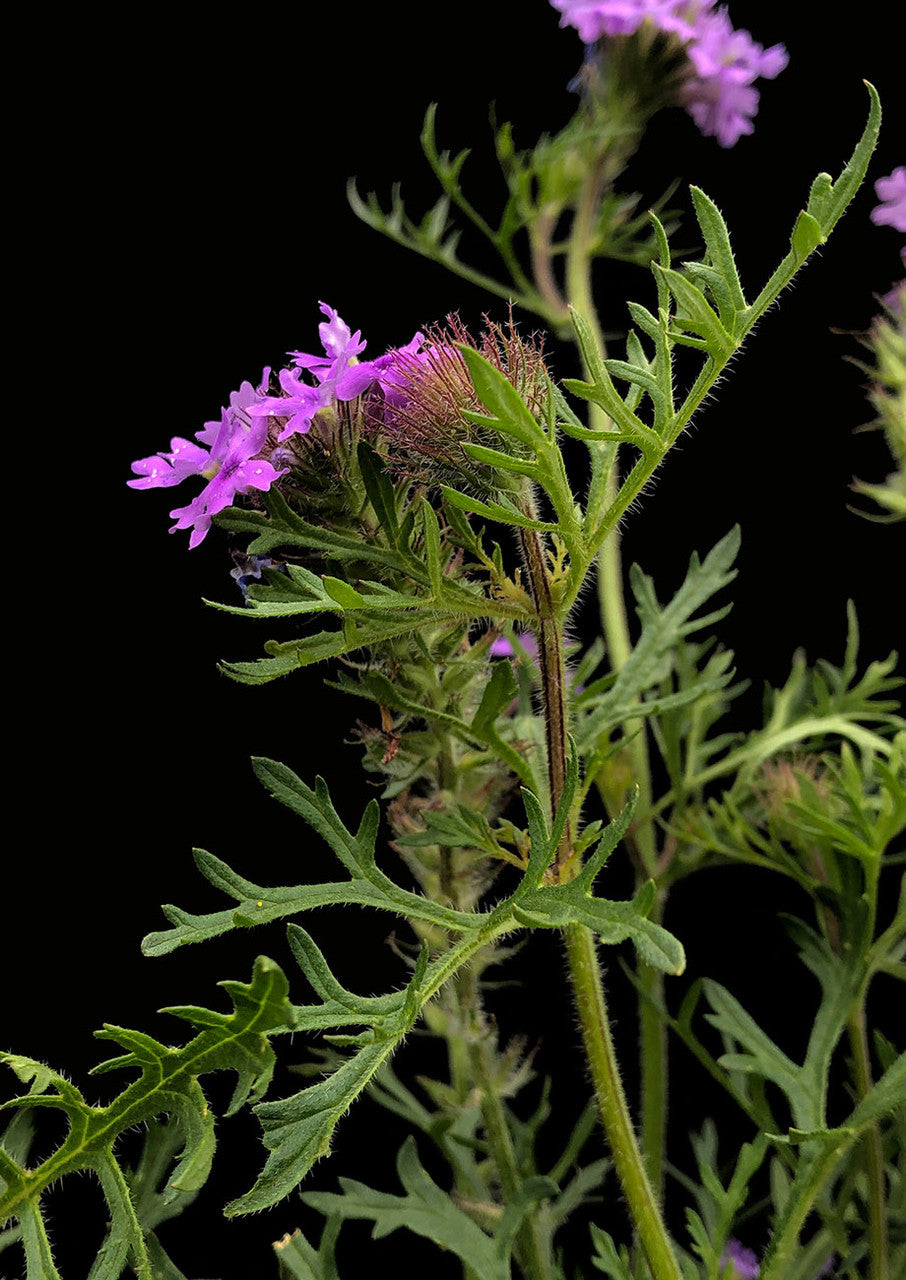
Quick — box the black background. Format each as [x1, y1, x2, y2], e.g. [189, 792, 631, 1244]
[5, 2, 905, 1275]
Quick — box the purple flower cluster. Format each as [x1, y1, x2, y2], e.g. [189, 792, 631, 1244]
[551, 0, 787, 146]
[247, 304, 423, 440]
[720, 1240, 760, 1279]
[128, 373, 288, 549]
[718, 1239, 835, 1280]
[871, 167, 906, 234]
[129, 303, 423, 547]
[871, 167, 906, 313]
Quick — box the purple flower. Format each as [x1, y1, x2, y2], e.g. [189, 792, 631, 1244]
[717, 1239, 834, 1280]
[490, 631, 585, 697]
[552, 0, 786, 146]
[129, 370, 288, 548]
[490, 632, 540, 660]
[871, 167, 906, 234]
[682, 8, 788, 147]
[248, 303, 424, 440]
[551, 0, 700, 41]
[720, 1240, 760, 1279]
[129, 305, 427, 546]
[129, 437, 216, 490]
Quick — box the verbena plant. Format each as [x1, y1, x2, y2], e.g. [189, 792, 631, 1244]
[3, 5, 904, 1279]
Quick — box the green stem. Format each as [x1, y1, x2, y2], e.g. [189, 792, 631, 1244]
[520, 509, 681, 1280]
[844, 849, 890, 1280]
[564, 922, 683, 1280]
[758, 1142, 857, 1280]
[846, 1004, 888, 1280]
[637, 945, 668, 1201]
[426, 645, 552, 1280]
[565, 179, 666, 1201]
[564, 170, 656, 875]
[529, 210, 570, 326]
[519, 525, 572, 862]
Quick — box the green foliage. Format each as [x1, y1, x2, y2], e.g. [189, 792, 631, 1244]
[645, 905, 905, 1279]
[851, 291, 906, 521]
[122, 752, 681, 1233]
[12, 39, 893, 1278]
[674, 651, 905, 889]
[296, 1063, 612, 1280]
[303, 1136, 555, 1280]
[348, 103, 569, 332]
[589, 1224, 637, 1279]
[143, 754, 682, 975]
[575, 527, 741, 802]
[0, 957, 294, 1279]
[274, 1218, 342, 1280]
[682, 1124, 768, 1278]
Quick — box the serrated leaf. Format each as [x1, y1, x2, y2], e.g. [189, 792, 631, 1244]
[219, 614, 436, 685]
[578, 528, 740, 749]
[745, 84, 881, 328]
[657, 267, 736, 357]
[357, 442, 399, 543]
[510, 793, 684, 973]
[590, 1223, 635, 1279]
[461, 440, 539, 478]
[301, 1137, 522, 1280]
[689, 186, 747, 319]
[217, 488, 425, 581]
[1, 959, 294, 1270]
[420, 499, 444, 595]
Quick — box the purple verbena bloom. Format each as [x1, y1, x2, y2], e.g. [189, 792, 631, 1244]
[346, 331, 429, 408]
[129, 368, 288, 548]
[248, 303, 364, 440]
[551, 0, 698, 40]
[871, 167, 906, 233]
[720, 1240, 760, 1279]
[247, 367, 322, 440]
[129, 437, 215, 489]
[717, 1238, 835, 1280]
[682, 8, 788, 146]
[490, 632, 540, 660]
[168, 412, 287, 550]
[247, 303, 424, 440]
[552, 0, 786, 146]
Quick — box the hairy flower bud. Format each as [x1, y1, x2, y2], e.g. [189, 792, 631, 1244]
[365, 314, 550, 495]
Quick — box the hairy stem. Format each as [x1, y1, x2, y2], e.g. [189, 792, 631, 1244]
[520, 504, 681, 1280]
[519, 525, 572, 863]
[565, 179, 666, 1199]
[563, 922, 683, 1280]
[847, 1006, 888, 1280]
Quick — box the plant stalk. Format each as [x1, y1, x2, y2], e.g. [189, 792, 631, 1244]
[563, 921, 683, 1280]
[564, 182, 667, 1198]
[521, 512, 681, 1280]
[847, 1005, 888, 1280]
